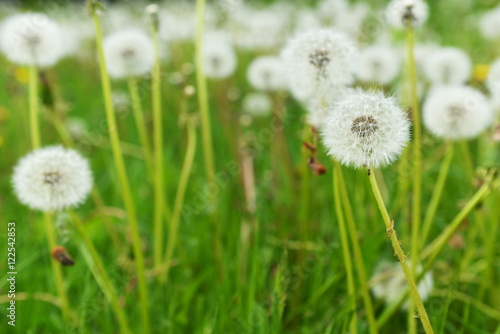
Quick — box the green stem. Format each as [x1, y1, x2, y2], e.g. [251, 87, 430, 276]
[421, 142, 454, 246]
[68, 209, 131, 334]
[29, 65, 41, 148]
[336, 162, 378, 334]
[128, 78, 154, 176]
[407, 25, 423, 334]
[299, 123, 312, 244]
[368, 169, 434, 334]
[161, 120, 197, 284]
[151, 20, 165, 269]
[459, 141, 474, 180]
[333, 164, 357, 334]
[90, 7, 150, 333]
[195, 0, 215, 183]
[43, 212, 70, 320]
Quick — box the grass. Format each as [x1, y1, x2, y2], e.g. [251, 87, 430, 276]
[0, 0, 500, 333]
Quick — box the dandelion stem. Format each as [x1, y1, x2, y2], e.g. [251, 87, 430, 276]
[29, 65, 41, 148]
[459, 141, 475, 179]
[43, 212, 70, 320]
[128, 78, 154, 176]
[162, 119, 197, 284]
[368, 169, 434, 334]
[333, 163, 357, 334]
[298, 124, 312, 244]
[151, 18, 165, 270]
[407, 24, 423, 334]
[421, 142, 454, 246]
[68, 209, 131, 334]
[335, 162, 378, 334]
[195, 0, 215, 183]
[89, 6, 150, 333]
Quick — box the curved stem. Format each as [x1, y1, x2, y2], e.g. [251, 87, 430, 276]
[333, 164, 357, 334]
[162, 120, 197, 284]
[336, 162, 378, 334]
[421, 142, 454, 246]
[43, 212, 70, 320]
[151, 19, 165, 270]
[90, 7, 150, 333]
[368, 169, 434, 334]
[68, 209, 131, 334]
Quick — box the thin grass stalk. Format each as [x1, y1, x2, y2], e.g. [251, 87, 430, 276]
[68, 209, 131, 334]
[88, 4, 150, 332]
[421, 142, 454, 245]
[368, 169, 434, 334]
[43, 212, 70, 320]
[335, 162, 378, 334]
[128, 78, 154, 176]
[151, 16, 165, 270]
[161, 119, 197, 284]
[333, 164, 357, 334]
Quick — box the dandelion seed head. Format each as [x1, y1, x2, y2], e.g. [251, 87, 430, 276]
[386, 0, 429, 29]
[423, 86, 493, 140]
[103, 28, 154, 79]
[356, 45, 401, 85]
[0, 13, 64, 67]
[12, 146, 93, 212]
[479, 6, 500, 40]
[424, 47, 471, 86]
[281, 28, 357, 101]
[321, 89, 410, 169]
[247, 56, 286, 92]
[242, 92, 272, 117]
[203, 35, 237, 79]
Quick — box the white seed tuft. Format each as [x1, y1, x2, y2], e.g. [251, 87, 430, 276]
[386, 0, 429, 29]
[423, 47, 471, 86]
[247, 56, 286, 92]
[12, 146, 93, 212]
[355, 45, 401, 85]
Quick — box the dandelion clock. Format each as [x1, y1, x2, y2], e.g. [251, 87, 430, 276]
[12, 146, 93, 212]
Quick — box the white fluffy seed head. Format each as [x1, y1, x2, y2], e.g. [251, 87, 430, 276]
[306, 87, 352, 130]
[386, 0, 429, 29]
[423, 86, 493, 140]
[281, 28, 357, 102]
[242, 92, 272, 117]
[479, 6, 500, 40]
[12, 146, 93, 212]
[247, 56, 286, 92]
[355, 45, 401, 85]
[321, 89, 410, 169]
[103, 28, 154, 79]
[203, 35, 237, 79]
[0, 13, 64, 67]
[424, 47, 471, 86]
[487, 58, 500, 95]
[371, 261, 433, 309]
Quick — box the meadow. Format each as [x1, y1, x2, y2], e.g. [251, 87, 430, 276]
[0, 0, 499, 333]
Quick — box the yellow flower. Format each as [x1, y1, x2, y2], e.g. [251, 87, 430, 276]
[473, 64, 490, 81]
[15, 67, 29, 84]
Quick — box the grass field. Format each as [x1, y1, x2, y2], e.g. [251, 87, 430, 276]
[0, 0, 499, 333]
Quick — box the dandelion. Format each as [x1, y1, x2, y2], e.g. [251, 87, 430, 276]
[103, 28, 154, 79]
[306, 87, 351, 130]
[242, 92, 272, 117]
[355, 45, 401, 85]
[479, 6, 500, 40]
[281, 28, 357, 102]
[386, 0, 429, 29]
[12, 146, 93, 212]
[0, 13, 64, 67]
[423, 47, 471, 86]
[203, 36, 237, 79]
[371, 261, 434, 309]
[321, 89, 410, 168]
[423, 86, 493, 140]
[247, 56, 286, 92]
